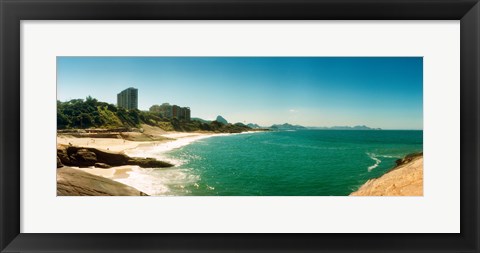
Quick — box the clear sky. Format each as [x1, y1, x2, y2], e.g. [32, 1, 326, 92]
[57, 57, 423, 130]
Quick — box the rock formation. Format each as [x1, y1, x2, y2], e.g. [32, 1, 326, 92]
[57, 145, 173, 168]
[350, 153, 423, 196]
[57, 167, 148, 196]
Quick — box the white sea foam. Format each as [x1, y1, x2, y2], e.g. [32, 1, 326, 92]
[376, 154, 400, 159]
[118, 131, 262, 195]
[125, 131, 261, 162]
[124, 134, 221, 166]
[367, 153, 382, 172]
[127, 134, 217, 156]
[115, 166, 199, 196]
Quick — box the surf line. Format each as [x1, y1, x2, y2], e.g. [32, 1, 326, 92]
[367, 153, 381, 172]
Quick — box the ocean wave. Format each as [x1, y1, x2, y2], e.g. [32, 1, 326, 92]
[366, 153, 381, 172]
[376, 154, 401, 159]
[124, 134, 220, 166]
[119, 131, 264, 195]
[115, 167, 200, 196]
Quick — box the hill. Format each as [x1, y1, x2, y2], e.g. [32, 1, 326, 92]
[216, 115, 228, 124]
[247, 123, 261, 129]
[57, 97, 251, 133]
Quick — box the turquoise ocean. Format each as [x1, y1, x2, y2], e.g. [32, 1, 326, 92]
[121, 130, 423, 196]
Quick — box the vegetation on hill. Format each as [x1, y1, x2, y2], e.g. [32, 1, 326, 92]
[57, 97, 252, 133]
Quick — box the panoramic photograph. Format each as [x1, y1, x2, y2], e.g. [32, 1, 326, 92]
[56, 57, 423, 196]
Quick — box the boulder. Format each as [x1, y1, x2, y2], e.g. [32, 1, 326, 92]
[57, 146, 70, 165]
[84, 147, 129, 166]
[69, 148, 97, 167]
[56, 145, 173, 168]
[57, 156, 63, 168]
[127, 157, 173, 168]
[395, 152, 423, 166]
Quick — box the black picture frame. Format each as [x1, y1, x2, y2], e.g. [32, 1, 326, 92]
[1, 0, 479, 252]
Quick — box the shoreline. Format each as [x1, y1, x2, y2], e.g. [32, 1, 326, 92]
[57, 131, 224, 154]
[57, 129, 422, 196]
[57, 130, 262, 195]
[350, 153, 423, 196]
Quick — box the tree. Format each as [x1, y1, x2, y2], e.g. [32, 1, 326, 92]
[77, 113, 93, 128]
[57, 112, 70, 129]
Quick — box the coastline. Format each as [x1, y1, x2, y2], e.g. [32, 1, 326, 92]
[57, 129, 422, 196]
[350, 153, 423, 196]
[57, 130, 257, 195]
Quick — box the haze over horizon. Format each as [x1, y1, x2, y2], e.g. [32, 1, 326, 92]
[57, 57, 423, 130]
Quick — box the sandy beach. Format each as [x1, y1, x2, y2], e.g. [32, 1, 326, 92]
[73, 165, 134, 180]
[57, 135, 147, 153]
[350, 154, 423, 196]
[57, 131, 215, 154]
[57, 129, 229, 195]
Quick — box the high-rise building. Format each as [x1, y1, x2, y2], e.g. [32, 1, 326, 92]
[184, 107, 191, 121]
[149, 102, 191, 121]
[172, 105, 181, 119]
[159, 103, 173, 118]
[117, 87, 138, 110]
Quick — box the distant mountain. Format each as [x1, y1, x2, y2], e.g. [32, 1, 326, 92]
[270, 123, 307, 131]
[329, 125, 381, 130]
[267, 124, 381, 131]
[247, 123, 261, 129]
[216, 115, 228, 125]
[234, 122, 248, 127]
[309, 125, 382, 130]
[191, 117, 211, 124]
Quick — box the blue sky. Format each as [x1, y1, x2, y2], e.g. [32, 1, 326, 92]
[57, 57, 423, 129]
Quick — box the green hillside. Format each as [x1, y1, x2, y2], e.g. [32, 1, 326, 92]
[57, 97, 251, 133]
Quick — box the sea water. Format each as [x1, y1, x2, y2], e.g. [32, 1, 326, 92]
[120, 130, 422, 196]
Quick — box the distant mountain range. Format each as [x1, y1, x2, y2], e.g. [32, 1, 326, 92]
[191, 116, 264, 130]
[269, 123, 381, 131]
[191, 115, 229, 125]
[269, 123, 307, 131]
[310, 125, 382, 130]
[247, 123, 261, 129]
[190, 117, 381, 131]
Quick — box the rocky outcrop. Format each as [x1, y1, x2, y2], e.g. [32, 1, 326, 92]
[128, 157, 171, 168]
[57, 167, 148, 196]
[57, 145, 173, 168]
[70, 148, 97, 167]
[57, 156, 63, 168]
[350, 153, 423, 196]
[395, 152, 423, 166]
[57, 147, 70, 167]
